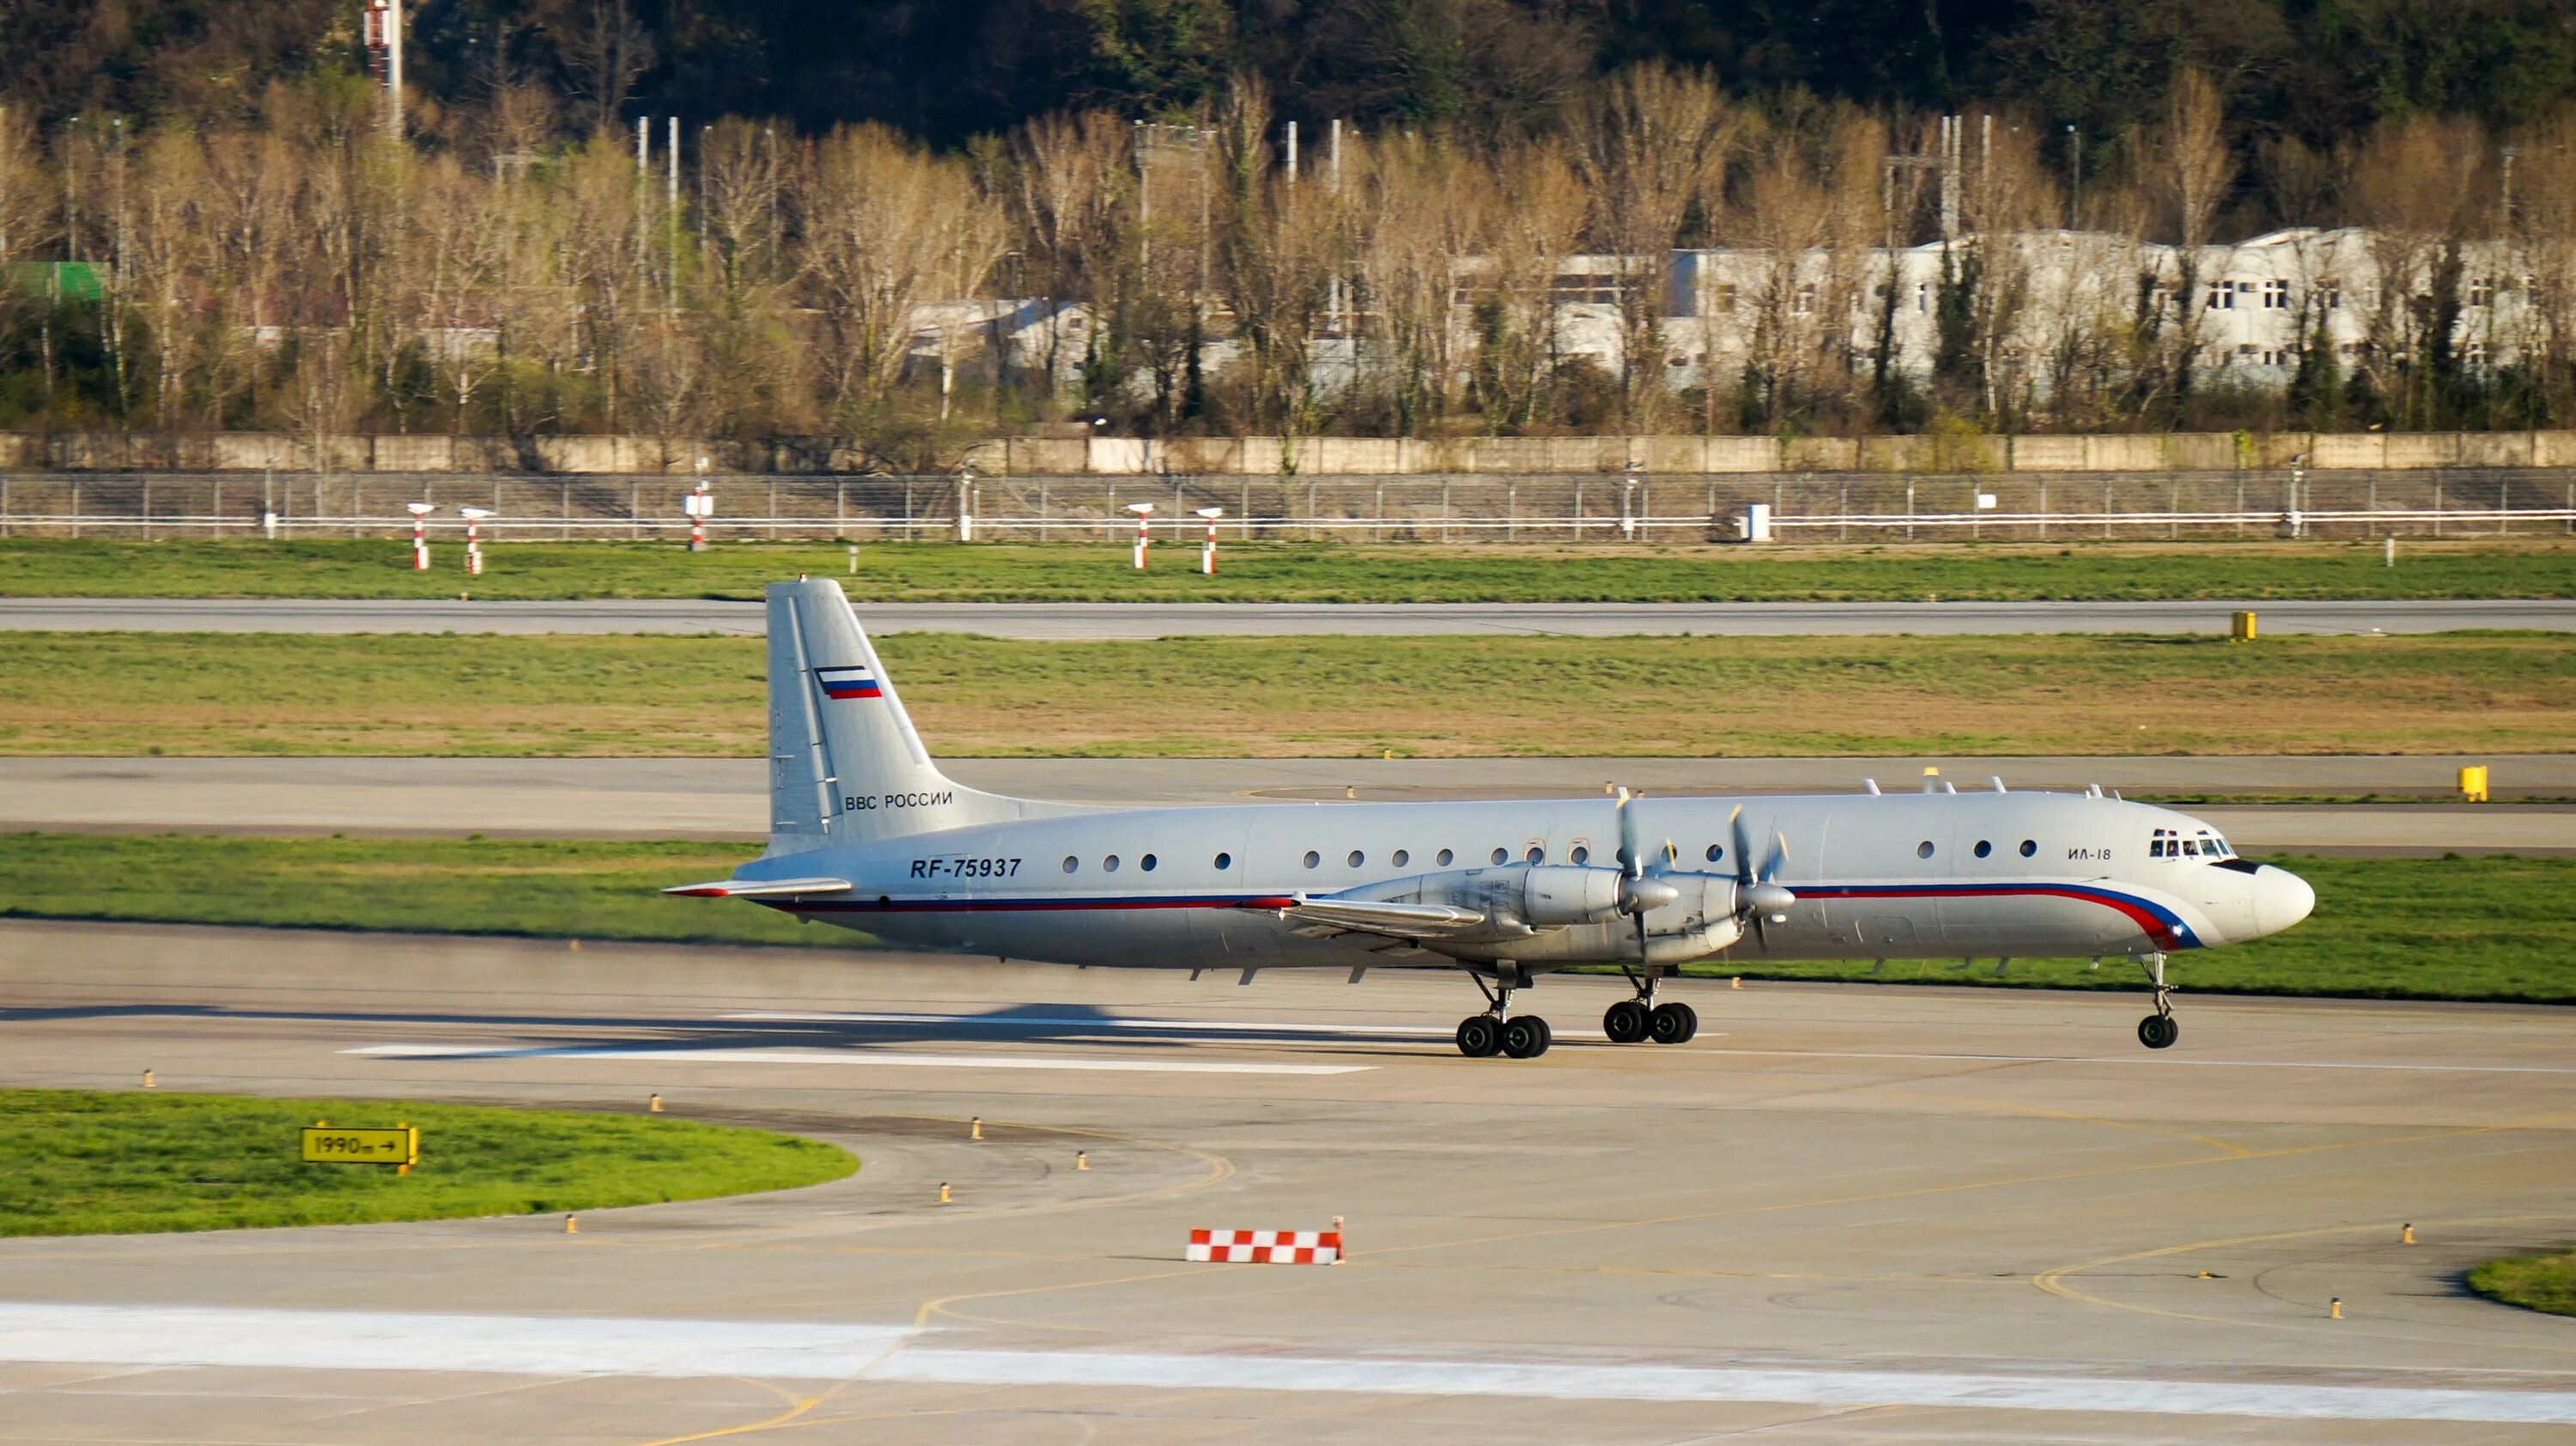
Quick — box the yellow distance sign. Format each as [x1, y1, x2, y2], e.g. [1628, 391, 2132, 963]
[300, 1126, 418, 1165]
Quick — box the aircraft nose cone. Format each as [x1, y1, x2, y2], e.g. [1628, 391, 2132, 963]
[2253, 866, 2316, 936]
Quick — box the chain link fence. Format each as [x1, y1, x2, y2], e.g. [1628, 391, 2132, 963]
[2, 470, 2571, 543]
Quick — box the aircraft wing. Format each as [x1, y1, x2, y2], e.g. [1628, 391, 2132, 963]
[661, 877, 854, 899]
[1268, 896, 1489, 939]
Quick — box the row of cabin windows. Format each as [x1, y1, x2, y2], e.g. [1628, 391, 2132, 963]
[1056, 836, 2061, 874]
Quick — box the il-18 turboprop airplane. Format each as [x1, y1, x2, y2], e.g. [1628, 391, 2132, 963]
[669, 579, 2316, 1059]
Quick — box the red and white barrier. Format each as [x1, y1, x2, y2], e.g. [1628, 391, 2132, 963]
[1187, 1228, 1341, 1265]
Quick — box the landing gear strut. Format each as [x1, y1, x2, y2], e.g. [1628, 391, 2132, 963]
[1456, 970, 1551, 1060]
[1604, 966, 1696, 1046]
[2135, 951, 2178, 1050]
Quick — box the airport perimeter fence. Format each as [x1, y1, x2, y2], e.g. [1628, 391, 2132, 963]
[1, 469, 2571, 544]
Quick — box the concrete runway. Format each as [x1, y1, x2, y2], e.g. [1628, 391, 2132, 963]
[6, 596, 2573, 637]
[3, 920, 2574, 1443]
[6, 755, 2567, 854]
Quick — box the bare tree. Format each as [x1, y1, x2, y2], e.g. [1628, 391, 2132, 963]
[546, 0, 655, 139]
[1350, 134, 1493, 434]
[0, 106, 60, 411]
[2509, 106, 2576, 416]
[1576, 64, 1741, 428]
[2147, 70, 2235, 421]
[2348, 115, 2487, 425]
[1473, 138, 1589, 431]
[797, 123, 1005, 419]
[1009, 109, 1130, 404]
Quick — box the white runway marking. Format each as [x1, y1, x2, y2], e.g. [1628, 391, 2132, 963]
[338, 1044, 1371, 1075]
[3, 1303, 2571, 1425]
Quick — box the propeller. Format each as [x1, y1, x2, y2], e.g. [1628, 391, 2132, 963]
[1613, 788, 1679, 963]
[1728, 804, 1798, 945]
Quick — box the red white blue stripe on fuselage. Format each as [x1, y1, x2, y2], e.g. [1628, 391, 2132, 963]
[814, 665, 881, 700]
[769, 880, 2202, 950]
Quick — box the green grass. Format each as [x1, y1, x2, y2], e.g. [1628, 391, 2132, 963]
[2469, 1251, 2576, 1316]
[0, 1088, 856, 1236]
[3, 538, 2570, 602]
[1, 833, 2568, 1004]
[4, 629, 2569, 757]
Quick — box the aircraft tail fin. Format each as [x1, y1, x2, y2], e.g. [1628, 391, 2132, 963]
[762, 578, 1064, 854]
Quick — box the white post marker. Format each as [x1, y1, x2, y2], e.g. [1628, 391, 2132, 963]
[459, 507, 493, 577]
[1195, 506, 1223, 574]
[405, 502, 434, 570]
[683, 482, 713, 552]
[1127, 501, 1155, 570]
[957, 467, 975, 544]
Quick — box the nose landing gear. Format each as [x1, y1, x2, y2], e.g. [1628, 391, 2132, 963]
[1603, 967, 1697, 1045]
[1456, 969, 1552, 1059]
[2135, 951, 2178, 1049]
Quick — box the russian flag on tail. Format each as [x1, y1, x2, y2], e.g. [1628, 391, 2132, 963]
[814, 665, 882, 700]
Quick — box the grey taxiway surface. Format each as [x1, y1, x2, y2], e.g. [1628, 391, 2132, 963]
[6, 595, 2573, 637]
[5, 754, 2568, 853]
[3, 920, 2573, 1443]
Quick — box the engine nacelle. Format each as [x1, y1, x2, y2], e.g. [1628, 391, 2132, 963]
[1518, 866, 1625, 925]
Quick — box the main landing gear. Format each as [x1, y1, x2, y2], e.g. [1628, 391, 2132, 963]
[1455, 971, 1553, 1059]
[2135, 950, 2178, 1050]
[1601, 967, 1698, 1046]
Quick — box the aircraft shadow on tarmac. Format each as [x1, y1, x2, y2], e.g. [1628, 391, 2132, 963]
[0, 1000, 1442, 1059]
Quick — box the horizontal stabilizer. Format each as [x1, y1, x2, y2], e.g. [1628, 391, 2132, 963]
[661, 877, 854, 899]
[1269, 896, 1489, 938]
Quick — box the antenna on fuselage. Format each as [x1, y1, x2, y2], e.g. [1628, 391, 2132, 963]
[1990, 776, 2007, 793]
[1862, 779, 1881, 795]
[2086, 783, 2104, 799]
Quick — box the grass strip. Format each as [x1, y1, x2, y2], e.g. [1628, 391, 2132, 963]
[3, 538, 2570, 603]
[3, 630, 2569, 757]
[2469, 1251, 2576, 1316]
[0, 1088, 856, 1236]
[1, 834, 2568, 1004]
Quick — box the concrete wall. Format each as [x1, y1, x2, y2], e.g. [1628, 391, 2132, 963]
[11, 429, 2576, 477]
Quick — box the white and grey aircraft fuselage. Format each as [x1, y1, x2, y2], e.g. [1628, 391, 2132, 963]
[671, 580, 2316, 1059]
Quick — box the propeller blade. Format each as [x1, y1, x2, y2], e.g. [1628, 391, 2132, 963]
[1728, 805, 1753, 887]
[1614, 787, 1641, 878]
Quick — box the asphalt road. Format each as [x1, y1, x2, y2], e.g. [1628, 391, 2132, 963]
[5, 596, 2572, 637]
[4, 755, 2566, 852]
[3, 920, 2571, 1443]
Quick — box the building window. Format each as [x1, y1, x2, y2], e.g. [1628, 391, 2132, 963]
[2261, 279, 2289, 309]
[1792, 283, 1817, 315]
[2466, 341, 2490, 368]
[2206, 283, 2233, 311]
[1303, 850, 1321, 869]
[2469, 277, 2494, 307]
[1213, 852, 1231, 870]
[2320, 279, 2342, 310]
[1712, 282, 1738, 311]
[1915, 282, 1929, 313]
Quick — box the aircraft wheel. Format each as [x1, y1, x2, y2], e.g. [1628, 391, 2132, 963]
[1649, 1001, 1698, 1044]
[1502, 1015, 1552, 1059]
[1456, 1015, 1503, 1058]
[1602, 999, 1649, 1044]
[2137, 1014, 2178, 1050]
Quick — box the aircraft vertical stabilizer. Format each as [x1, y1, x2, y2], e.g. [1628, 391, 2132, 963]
[762, 578, 1066, 853]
